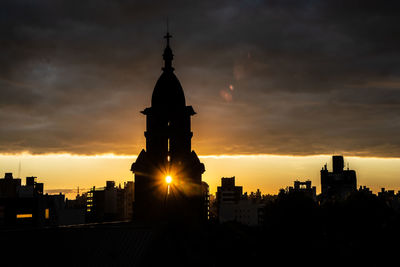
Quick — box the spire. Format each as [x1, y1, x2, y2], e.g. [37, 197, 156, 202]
[162, 30, 174, 72]
[151, 29, 186, 109]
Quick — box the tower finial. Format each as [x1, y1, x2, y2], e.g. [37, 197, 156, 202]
[164, 31, 172, 47]
[162, 21, 174, 72]
[164, 17, 171, 46]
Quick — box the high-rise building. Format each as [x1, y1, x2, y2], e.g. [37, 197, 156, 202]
[216, 177, 243, 223]
[321, 155, 357, 200]
[202, 181, 210, 220]
[131, 32, 205, 221]
[123, 181, 134, 220]
[86, 181, 131, 222]
[0, 173, 21, 198]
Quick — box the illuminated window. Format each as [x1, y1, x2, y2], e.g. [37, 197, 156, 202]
[45, 209, 50, 219]
[87, 202, 93, 212]
[16, 214, 33, 219]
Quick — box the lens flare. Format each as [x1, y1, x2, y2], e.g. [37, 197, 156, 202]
[165, 175, 172, 184]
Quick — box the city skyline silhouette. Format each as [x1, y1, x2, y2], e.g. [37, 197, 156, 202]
[1, 1, 400, 195]
[1, 1, 400, 266]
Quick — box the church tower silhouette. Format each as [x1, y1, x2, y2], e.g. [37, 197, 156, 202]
[131, 32, 205, 221]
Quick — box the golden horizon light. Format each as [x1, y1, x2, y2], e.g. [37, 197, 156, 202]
[1, 153, 400, 200]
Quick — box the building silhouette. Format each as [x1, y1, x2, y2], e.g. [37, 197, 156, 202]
[131, 32, 205, 221]
[0, 173, 65, 227]
[217, 177, 243, 205]
[0, 172, 21, 198]
[216, 176, 242, 223]
[321, 155, 357, 200]
[86, 181, 134, 222]
[358, 185, 373, 195]
[202, 181, 210, 220]
[288, 180, 317, 201]
[216, 177, 268, 225]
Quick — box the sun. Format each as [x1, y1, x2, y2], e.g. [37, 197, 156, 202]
[165, 175, 172, 184]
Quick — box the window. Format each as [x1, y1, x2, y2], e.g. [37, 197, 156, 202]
[16, 214, 32, 219]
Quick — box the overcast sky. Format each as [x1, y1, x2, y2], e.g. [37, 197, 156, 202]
[1, 0, 400, 157]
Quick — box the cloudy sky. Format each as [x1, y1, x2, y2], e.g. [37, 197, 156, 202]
[1, 0, 400, 157]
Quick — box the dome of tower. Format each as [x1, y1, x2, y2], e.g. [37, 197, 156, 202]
[151, 71, 186, 108]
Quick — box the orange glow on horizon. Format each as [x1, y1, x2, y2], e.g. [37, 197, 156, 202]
[1, 153, 399, 198]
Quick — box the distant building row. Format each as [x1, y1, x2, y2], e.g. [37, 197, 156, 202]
[0, 173, 135, 228]
[215, 155, 400, 226]
[0, 173, 66, 227]
[216, 176, 268, 226]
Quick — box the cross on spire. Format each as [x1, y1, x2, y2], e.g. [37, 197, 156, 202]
[162, 19, 174, 72]
[162, 31, 174, 71]
[164, 32, 172, 47]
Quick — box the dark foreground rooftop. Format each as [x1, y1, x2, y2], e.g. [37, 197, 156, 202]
[1, 217, 399, 267]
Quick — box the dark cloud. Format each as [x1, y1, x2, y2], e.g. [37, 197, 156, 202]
[1, 0, 400, 157]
